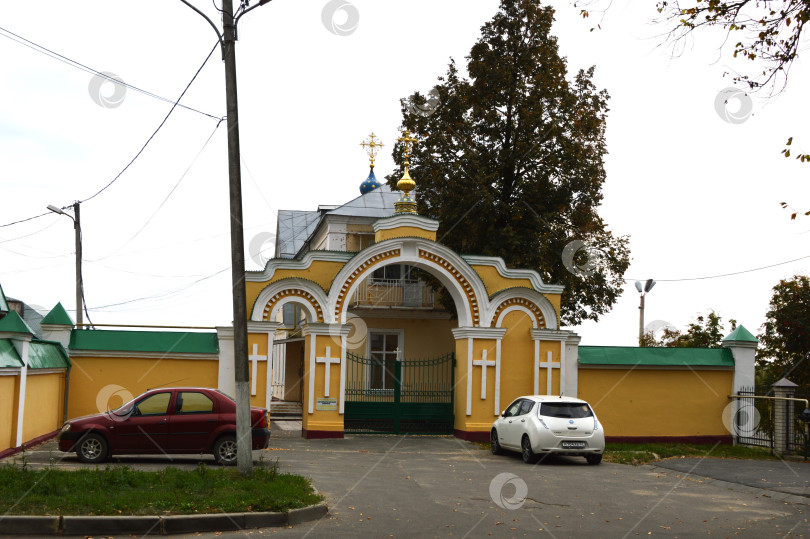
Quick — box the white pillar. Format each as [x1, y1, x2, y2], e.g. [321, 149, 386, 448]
[216, 326, 235, 398]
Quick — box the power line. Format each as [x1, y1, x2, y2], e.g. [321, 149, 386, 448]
[89, 119, 224, 261]
[0, 25, 219, 120]
[0, 40, 222, 228]
[80, 41, 221, 204]
[629, 254, 810, 283]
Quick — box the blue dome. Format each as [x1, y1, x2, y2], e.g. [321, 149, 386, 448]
[359, 168, 382, 195]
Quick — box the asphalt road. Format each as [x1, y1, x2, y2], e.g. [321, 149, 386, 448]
[4, 429, 809, 538]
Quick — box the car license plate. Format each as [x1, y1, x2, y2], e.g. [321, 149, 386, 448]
[561, 441, 586, 449]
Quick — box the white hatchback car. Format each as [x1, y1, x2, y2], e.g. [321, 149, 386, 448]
[491, 395, 605, 464]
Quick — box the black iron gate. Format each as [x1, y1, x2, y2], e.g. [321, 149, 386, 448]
[344, 352, 454, 434]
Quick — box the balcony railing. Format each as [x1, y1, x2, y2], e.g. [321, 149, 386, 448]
[351, 278, 435, 309]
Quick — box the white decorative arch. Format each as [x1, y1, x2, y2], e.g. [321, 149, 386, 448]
[486, 288, 558, 330]
[328, 238, 491, 327]
[250, 278, 330, 323]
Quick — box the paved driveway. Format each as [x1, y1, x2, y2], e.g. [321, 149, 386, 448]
[6, 431, 810, 538]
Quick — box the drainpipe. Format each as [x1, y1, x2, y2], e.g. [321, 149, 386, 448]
[62, 365, 71, 424]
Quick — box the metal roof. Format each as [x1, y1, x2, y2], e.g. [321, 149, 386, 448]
[0, 339, 23, 368]
[0, 283, 8, 313]
[275, 184, 400, 259]
[578, 346, 734, 367]
[276, 210, 322, 259]
[69, 329, 219, 354]
[27, 340, 70, 369]
[328, 184, 399, 217]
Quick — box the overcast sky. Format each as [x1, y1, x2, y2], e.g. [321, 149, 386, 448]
[1, 1, 808, 346]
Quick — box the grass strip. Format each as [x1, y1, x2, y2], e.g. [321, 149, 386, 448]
[603, 443, 777, 465]
[0, 463, 322, 516]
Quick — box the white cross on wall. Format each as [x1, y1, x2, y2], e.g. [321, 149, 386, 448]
[249, 344, 268, 396]
[472, 349, 496, 399]
[316, 346, 341, 397]
[537, 351, 560, 395]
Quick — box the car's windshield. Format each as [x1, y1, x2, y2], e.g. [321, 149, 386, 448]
[540, 402, 593, 419]
[111, 399, 136, 415]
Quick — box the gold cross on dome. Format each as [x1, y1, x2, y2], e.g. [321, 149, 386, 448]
[397, 130, 418, 164]
[360, 132, 384, 169]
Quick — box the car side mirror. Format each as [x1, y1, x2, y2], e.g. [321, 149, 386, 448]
[501, 410, 507, 417]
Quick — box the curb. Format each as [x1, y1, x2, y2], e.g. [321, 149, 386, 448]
[648, 464, 810, 506]
[0, 502, 329, 535]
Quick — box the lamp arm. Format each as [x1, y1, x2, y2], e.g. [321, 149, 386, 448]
[234, 0, 273, 26]
[178, 0, 224, 44]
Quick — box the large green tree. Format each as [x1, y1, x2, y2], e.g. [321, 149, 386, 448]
[386, 0, 630, 326]
[756, 275, 810, 387]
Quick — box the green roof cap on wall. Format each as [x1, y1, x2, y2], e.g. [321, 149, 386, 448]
[723, 325, 758, 343]
[0, 283, 8, 312]
[0, 339, 23, 368]
[0, 311, 34, 335]
[578, 346, 734, 367]
[27, 340, 71, 369]
[69, 330, 219, 355]
[41, 303, 74, 326]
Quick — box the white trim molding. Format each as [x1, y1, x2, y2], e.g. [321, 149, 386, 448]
[530, 329, 575, 397]
[330, 239, 490, 328]
[250, 278, 330, 323]
[487, 288, 559, 330]
[451, 327, 507, 416]
[462, 255, 565, 294]
[373, 214, 440, 232]
[301, 323, 352, 414]
[245, 250, 354, 282]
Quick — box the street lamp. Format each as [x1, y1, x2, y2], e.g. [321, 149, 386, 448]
[48, 202, 83, 326]
[635, 279, 655, 346]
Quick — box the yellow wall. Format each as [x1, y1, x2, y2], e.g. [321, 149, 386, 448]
[67, 356, 218, 419]
[471, 265, 533, 295]
[456, 338, 499, 433]
[345, 317, 456, 358]
[302, 333, 344, 433]
[246, 259, 348, 316]
[22, 372, 65, 442]
[375, 226, 437, 242]
[578, 368, 734, 437]
[0, 375, 18, 452]
[499, 311, 537, 406]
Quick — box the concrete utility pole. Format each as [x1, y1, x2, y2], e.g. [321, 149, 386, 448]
[181, 0, 273, 475]
[221, 0, 252, 477]
[47, 202, 83, 327]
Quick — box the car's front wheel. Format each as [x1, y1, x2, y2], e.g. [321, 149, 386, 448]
[76, 433, 108, 464]
[586, 454, 603, 465]
[521, 435, 539, 464]
[213, 435, 238, 465]
[490, 429, 502, 455]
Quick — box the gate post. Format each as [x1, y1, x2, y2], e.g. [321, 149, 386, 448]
[772, 378, 798, 455]
[301, 323, 352, 439]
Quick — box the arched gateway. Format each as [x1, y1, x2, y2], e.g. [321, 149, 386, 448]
[243, 132, 581, 440]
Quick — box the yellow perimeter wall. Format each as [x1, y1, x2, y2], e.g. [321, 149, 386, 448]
[23, 372, 65, 442]
[578, 368, 734, 438]
[67, 357, 218, 419]
[0, 375, 18, 453]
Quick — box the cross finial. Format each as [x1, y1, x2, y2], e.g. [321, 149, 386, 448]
[397, 130, 418, 167]
[394, 129, 419, 215]
[360, 132, 384, 169]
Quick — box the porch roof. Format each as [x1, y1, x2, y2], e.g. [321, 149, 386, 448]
[578, 346, 734, 367]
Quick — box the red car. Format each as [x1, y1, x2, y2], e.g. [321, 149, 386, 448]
[58, 387, 270, 465]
